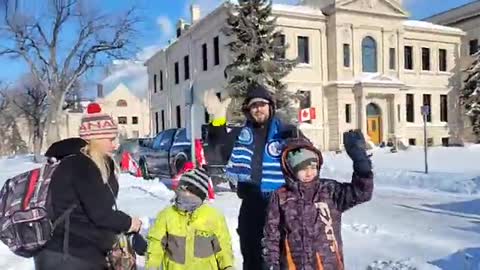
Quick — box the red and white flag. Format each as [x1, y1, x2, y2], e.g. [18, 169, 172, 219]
[120, 152, 142, 178]
[299, 107, 316, 122]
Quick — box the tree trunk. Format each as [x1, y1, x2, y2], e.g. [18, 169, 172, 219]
[45, 92, 64, 147]
[33, 133, 43, 163]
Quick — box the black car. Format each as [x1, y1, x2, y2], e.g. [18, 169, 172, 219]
[132, 127, 237, 185]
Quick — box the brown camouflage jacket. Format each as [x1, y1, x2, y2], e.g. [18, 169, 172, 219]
[262, 140, 373, 270]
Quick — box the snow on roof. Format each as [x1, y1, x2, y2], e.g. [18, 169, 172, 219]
[403, 20, 464, 34]
[326, 73, 404, 87]
[272, 4, 324, 16]
[355, 73, 403, 84]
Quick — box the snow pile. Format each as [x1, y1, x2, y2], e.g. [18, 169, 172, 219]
[403, 20, 464, 34]
[322, 146, 480, 195]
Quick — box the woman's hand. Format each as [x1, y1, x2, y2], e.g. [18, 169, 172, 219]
[128, 217, 143, 233]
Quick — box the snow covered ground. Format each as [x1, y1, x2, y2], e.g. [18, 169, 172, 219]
[1, 146, 480, 269]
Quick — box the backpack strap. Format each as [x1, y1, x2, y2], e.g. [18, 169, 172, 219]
[51, 204, 76, 259]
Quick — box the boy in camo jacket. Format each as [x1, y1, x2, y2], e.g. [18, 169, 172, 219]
[262, 130, 374, 270]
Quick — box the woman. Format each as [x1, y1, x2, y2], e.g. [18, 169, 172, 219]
[34, 103, 142, 270]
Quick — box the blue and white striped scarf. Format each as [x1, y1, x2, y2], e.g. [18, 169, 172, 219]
[225, 117, 286, 193]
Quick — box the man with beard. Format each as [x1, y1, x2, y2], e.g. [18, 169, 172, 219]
[204, 83, 303, 270]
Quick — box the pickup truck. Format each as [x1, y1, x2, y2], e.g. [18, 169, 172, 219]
[116, 127, 237, 184]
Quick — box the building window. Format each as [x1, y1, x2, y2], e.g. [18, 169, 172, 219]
[174, 62, 179, 84]
[362, 36, 377, 72]
[297, 36, 310, 64]
[116, 100, 128, 107]
[469, 39, 478, 55]
[404, 46, 413, 70]
[184, 55, 190, 80]
[439, 49, 447, 72]
[409, 138, 416, 146]
[155, 112, 159, 134]
[442, 137, 449, 146]
[423, 94, 432, 122]
[298, 90, 311, 123]
[176, 105, 181, 128]
[160, 70, 164, 91]
[118, 116, 127, 124]
[132, 116, 138, 125]
[406, 94, 414, 123]
[389, 48, 396, 70]
[214, 36, 220, 66]
[422, 48, 431, 71]
[161, 110, 165, 131]
[343, 44, 350, 68]
[427, 138, 434, 147]
[397, 104, 401, 122]
[153, 74, 157, 93]
[440, 94, 448, 122]
[345, 104, 351, 123]
[274, 34, 286, 59]
[202, 43, 208, 71]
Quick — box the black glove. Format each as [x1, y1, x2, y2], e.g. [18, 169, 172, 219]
[131, 233, 148, 256]
[343, 130, 372, 177]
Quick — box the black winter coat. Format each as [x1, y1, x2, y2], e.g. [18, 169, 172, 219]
[43, 138, 132, 265]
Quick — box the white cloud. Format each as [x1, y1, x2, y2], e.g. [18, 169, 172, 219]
[156, 16, 174, 36]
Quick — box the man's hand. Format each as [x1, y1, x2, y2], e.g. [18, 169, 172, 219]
[203, 89, 231, 122]
[343, 130, 372, 176]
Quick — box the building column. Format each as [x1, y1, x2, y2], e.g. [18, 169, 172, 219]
[355, 86, 367, 135]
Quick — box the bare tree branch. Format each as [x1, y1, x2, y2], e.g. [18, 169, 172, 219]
[0, 0, 140, 145]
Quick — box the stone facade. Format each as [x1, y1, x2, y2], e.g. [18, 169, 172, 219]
[146, 0, 465, 150]
[426, 1, 480, 143]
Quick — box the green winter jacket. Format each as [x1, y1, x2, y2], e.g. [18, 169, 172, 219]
[145, 204, 234, 270]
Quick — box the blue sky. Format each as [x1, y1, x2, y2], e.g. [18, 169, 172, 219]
[0, 0, 475, 91]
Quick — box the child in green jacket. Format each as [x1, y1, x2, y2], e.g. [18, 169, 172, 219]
[146, 168, 234, 270]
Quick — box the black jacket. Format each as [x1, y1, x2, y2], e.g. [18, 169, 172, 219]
[43, 138, 132, 264]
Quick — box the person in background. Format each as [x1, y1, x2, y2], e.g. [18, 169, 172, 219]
[263, 130, 374, 270]
[34, 103, 143, 270]
[146, 167, 234, 270]
[204, 83, 303, 269]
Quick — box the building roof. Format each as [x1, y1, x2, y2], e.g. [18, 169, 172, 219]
[403, 20, 465, 35]
[424, 0, 480, 26]
[272, 4, 324, 17]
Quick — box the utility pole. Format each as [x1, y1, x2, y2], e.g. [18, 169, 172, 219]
[421, 105, 430, 174]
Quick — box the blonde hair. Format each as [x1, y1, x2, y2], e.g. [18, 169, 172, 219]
[81, 139, 118, 184]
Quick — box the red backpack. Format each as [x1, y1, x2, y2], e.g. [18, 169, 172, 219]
[0, 157, 75, 258]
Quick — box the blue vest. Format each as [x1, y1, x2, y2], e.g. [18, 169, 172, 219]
[225, 117, 286, 193]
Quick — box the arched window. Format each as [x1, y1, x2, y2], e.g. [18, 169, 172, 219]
[367, 103, 381, 116]
[362, 36, 377, 73]
[116, 99, 128, 107]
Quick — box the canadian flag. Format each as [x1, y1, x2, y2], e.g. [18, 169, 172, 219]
[120, 152, 142, 178]
[299, 107, 316, 122]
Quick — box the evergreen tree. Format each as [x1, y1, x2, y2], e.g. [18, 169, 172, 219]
[460, 51, 480, 142]
[223, 0, 298, 123]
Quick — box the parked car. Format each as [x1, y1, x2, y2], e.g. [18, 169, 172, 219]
[115, 125, 241, 190]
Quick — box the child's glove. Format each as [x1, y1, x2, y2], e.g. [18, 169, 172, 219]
[203, 89, 231, 124]
[343, 130, 372, 177]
